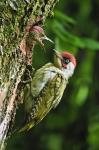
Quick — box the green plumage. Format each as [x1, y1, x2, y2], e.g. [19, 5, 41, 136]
[19, 63, 68, 132]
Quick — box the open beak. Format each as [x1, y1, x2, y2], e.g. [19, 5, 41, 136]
[41, 36, 54, 44]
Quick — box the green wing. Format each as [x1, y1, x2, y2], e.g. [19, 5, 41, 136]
[19, 64, 67, 132]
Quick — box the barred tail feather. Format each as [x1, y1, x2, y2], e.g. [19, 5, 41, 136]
[18, 122, 35, 133]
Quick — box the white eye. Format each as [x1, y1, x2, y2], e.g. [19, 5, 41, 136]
[63, 57, 70, 64]
[65, 59, 70, 64]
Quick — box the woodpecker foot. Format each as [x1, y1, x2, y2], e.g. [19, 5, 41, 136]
[21, 66, 35, 84]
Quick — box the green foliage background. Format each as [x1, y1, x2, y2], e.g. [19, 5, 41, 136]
[7, 0, 99, 150]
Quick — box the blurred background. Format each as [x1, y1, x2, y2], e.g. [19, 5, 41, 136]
[7, 0, 99, 150]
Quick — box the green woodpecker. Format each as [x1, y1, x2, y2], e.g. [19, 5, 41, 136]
[19, 50, 76, 132]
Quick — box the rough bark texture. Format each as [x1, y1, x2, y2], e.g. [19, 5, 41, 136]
[0, 0, 58, 149]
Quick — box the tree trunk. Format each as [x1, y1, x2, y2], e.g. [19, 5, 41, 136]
[0, 0, 58, 149]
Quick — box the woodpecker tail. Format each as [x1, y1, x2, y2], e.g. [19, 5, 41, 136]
[18, 121, 35, 132]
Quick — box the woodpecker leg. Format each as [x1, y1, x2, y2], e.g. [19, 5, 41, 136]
[21, 66, 35, 84]
[21, 79, 31, 84]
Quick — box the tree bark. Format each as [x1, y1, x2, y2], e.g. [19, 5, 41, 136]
[0, 0, 58, 149]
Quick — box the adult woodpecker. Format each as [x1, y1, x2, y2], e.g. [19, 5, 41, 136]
[19, 50, 76, 132]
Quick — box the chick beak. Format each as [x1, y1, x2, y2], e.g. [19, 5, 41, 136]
[41, 35, 54, 44]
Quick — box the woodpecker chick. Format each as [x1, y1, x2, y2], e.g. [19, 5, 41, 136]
[32, 26, 54, 46]
[19, 25, 53, 65]
[19, 50, 76, 132]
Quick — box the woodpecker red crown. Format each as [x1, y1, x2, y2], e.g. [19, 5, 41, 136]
[61, 51, 77, 68]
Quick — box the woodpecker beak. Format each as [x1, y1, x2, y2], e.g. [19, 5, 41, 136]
[53, 50, 63, 69]
[53, 49, 63, 60]
[41, 36, 54, 44]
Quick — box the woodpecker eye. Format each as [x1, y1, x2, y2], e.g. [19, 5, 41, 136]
[63, 57, 70, 65]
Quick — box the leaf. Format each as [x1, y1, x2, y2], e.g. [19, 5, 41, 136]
[55, 10, 76, 24]
[81, 38, 99, 50]
[52, 20, 99, 50]
[75, 85, 89, 106]
[52, 20, 67, 41]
